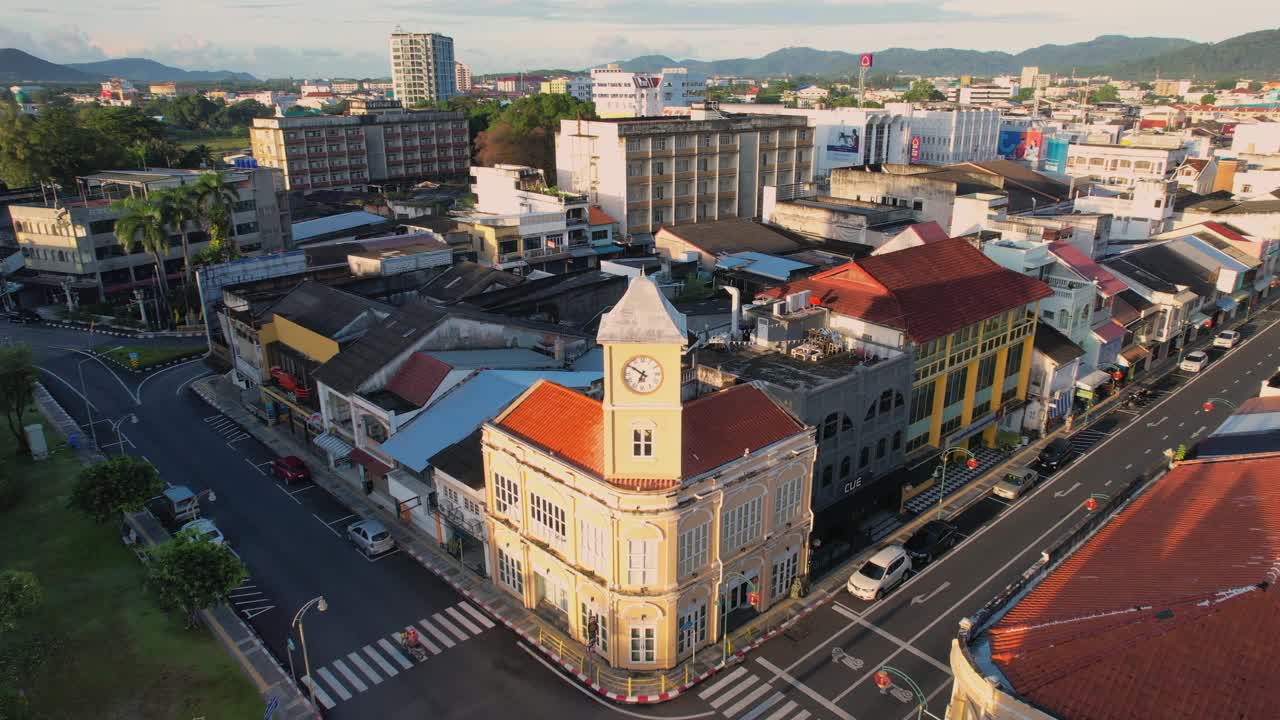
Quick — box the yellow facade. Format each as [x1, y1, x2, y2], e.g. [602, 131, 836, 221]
[267, 315, 341, 363]
[482, 277, 817, 671]
[456, 220, 519, 267]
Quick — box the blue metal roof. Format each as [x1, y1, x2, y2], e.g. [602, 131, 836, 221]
[379, 369, 601, 472]
[427, 348, 560, 369]
[292, 211, 388, 242]
[715, 251, 812, 281]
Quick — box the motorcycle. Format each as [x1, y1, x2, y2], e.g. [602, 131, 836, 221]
[398, 627, 428, 662]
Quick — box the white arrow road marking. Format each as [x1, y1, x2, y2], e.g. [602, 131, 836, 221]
[1146, 416, 1168, 428]
[1053, 482, 1081, 498]
[1191, 425, 1207, 438]
[908, 581, 951, 606]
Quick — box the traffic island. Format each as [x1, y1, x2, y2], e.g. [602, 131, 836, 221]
[92, 344, 206, 374]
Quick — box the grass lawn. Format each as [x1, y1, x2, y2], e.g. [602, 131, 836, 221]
[175, 134, 251, 153]
[0, 415, 262, 719]
[95, 344, 201, 369]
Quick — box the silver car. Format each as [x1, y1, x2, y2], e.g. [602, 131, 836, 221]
[993, 466, 1038, 501]
[348, 519, 396, 556]
[179, 518, 226, 546]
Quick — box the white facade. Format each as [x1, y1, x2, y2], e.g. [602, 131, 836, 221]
[590, 64, 703, 118]
[390, 31, 458, 105]
[951, 85, 1014, 105]
[455, 62, 473, 93]
[1233, 166, 1280, 198]
[1065, 143, 1185, 186]
[1073, 179, 1175, 242]
[1231, 122, 1280, 156]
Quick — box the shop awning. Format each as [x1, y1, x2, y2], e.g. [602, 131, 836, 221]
[349, 447, 392, 476]
[1216, 297, 1239, 313]
[312, 432, 352, 458]
[1188, 311, 1212, 329]
[1076, 369, 1113, 391]
[1119, 345, 1152, 366]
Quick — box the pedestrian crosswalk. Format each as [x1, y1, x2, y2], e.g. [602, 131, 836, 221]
[698, 666, 812, 720]
[301, 600, 495, 709]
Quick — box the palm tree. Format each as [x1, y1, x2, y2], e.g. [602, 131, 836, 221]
[153, 186, 200, 291]
[185, 144, 216, 169]
[193, 172, 238, 241]
[112, 196, 171, 322]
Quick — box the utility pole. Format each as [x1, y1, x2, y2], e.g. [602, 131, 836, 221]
[133, 289, 148, 326]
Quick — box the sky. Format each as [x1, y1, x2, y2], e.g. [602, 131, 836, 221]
[1, 1, 1273, 79]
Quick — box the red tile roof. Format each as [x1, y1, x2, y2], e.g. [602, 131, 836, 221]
[348, 447, 392, 475]
[906, 221, 950, 244]
[1091, 319, 1125, 344]
[385, 353, 452, 407]
[494, 381, 807, 488]
[1049, 241, 1129, 298]
[1200, 220, 1249, 243]
[588, 207, 618, 227]
[761, 238, 1052, 344]
[985, 454, 1280, 720]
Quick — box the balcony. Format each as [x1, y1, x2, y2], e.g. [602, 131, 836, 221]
[627, 198, 651, 209]
[717, 166, 738, 176]
[650, 172, 674, 182]
[523, 245, 570, 261]
[626, 148, 648, 160]
[760, 142, 780, 151]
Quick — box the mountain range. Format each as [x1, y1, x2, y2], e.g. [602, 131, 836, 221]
[614, 31, 1280, 80]
[0, 49, 257, 84]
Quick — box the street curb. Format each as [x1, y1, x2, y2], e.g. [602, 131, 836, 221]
[33, 382, 319, 720]
[41, 319, 204, 338]
[87, 348, 206, 375]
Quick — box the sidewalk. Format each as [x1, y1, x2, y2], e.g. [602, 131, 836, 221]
[33, 382, 318, 720]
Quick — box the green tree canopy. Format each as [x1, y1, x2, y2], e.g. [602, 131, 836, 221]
[1200, 94, 1218, 105]
[1214, 79, 1237, 90]
[475, 94, 596, 180]
[112, 196, 172, 315]
[1014, 87, 1036, 102]
[0, 344, 37, 455]
[67, 455, 164, 523]
[901, 80, 946, 103]
[1088, 84, 1120, 104]
[147, 531, 246, 627]
[0, 570, 42, 633]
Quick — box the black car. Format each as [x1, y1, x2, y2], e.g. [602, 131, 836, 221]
[1037, 437, 1073, 472]
[903, 520, 959, 565]
[4, 308, 41, 324]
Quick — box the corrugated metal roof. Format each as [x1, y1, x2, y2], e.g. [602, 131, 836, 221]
[716, 251, 813, 281]
[292, 211, 387, 242]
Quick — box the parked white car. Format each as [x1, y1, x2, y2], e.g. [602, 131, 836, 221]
[1213, 330, 1241, 349]
[1180, 350, 1209, 373]
[847, 545, 911, 601]
[348, 519, 396, 556]
[179, 518, 226, 546]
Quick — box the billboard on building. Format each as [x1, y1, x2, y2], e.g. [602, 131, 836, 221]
[910, 136, 921, 164]
[998, 130, 1024, 159]
[1043, 137, 1070, 172]
[826, 125, 860, 164]
[1023, 130, 1043, 163]
[999, 129, 1042, 161]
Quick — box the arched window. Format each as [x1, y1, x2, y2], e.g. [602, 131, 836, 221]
[821, 465, 833, 487]
[866, 402, 876, 421]
[840, 456, 851, 478]
[895, 392, 905, 408]
[841, 414, 853, 432]
[859, 447, 870, 468]
[879, 390, 893, 414]
[823, 413, 839, 440]
[892, 431, 902, 451]
[876, 437, 887, 459]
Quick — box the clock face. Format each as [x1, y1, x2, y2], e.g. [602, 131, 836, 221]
[622, 355, 663, 394]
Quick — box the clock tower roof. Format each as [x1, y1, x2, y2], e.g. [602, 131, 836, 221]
[597, 275, 688, 346]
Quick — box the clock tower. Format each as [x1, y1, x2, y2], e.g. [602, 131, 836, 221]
[597, 275, 688, 481]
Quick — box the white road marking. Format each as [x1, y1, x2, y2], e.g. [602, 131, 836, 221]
[1124, 463, 1132, 470]
[1161, 434, 1169, 441]
[756, 658, 856, 720]
[433, 611, 470, 641]
[1145, 448, 1152, 454]
[137, 355, 207, 398]
[709, 674, 760, 709]
[379, 637, 413, 669]
[1104, 480, 1113, 487]
[275, 484, 301, 505]
[70, 349, 140, 405]
[1178, 421, 1185, 427]
[459, 601, 496, 629]
[763, 701, 799, 720]
[363, 644, 398, 678]
[331, 658, 368, 693]
[316, 667, 351, 700]
[347, 651, 382, 685]
[902, 680, 952, 720]
[738, 692, 787, 720]
[35, 366, 99, 410]
[175, 369, 213, 396]
[445, 606, 484, 635]
[312, 513, 341, 537]
[1052, 482, 1081, 498]
[241, 605, 274, 619]
[699, 667, 748, 699]
[301, 676, 336, 709]
[418, 618, 455, 649]
[986, 496, 1010, 507]
[723, 683, 774, 717]
[244, 458, 266, 475]
[1192, 425, 1207, 438]
[326, 513, 356, 526]
[229, 590, 262, 598]
[909, 581, 952, 606]
[830, 603, 950, 673]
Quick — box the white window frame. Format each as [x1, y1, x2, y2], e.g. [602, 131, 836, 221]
[627, 539, 657, 586]
[494, 472, 520, 518]
[581, 602, 608, 652]
[632, 423, 654, 459]
[771, 548, 799, 599]
[529, 493, 567, 551]
[498, 548, 523, 594]
[677, 522, 709, 577]
[630, 624, 656, 664]
[721, 496, 764, 552]
[677, 600, 707, 655]
[774, 477, 802, 527]
[578, 519, 608, 576]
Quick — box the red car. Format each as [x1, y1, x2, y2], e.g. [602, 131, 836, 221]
[271, 456, 311, 484]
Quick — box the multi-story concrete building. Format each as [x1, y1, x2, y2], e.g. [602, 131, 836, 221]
[482, 275, 817, 670]
[1064, 141, 1187, 186]
[949, 85, 1014, 105]
[556, 105, 814, 237]
[1073, 178, 1176, 241]
[148, 82, 194, 97]
[540, 76, 592, 102]
[590, 65, 704, 118]
[389, 31, 457, 105]
[250, 109, 469, 192]
[454, 61, 473, 94]
[8, 168, 291, 302]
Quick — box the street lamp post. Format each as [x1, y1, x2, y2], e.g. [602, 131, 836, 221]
[874, 665, 928, 719]
[934, 446, 978, 520]
[291, 596, 328, 708]
[77, 357, 98, 449]
[1201, 397, 1239, 413]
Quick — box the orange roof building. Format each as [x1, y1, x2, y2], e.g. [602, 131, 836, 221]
[482, 275, 817, 671]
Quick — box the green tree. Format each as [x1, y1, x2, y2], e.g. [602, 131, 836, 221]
[181, 143, 216, 170]
[901, 80, 946, 103]
[1088, 85, 1120, 104]
[0, 344, 37, 456]
[192, 171, 238, 240]
[67, 455, 164, 523]
[112, 196, 172, 319]
[153, 185, 201, 291]
[192, 222, 241, 267]
[1014, 87, 1036, 102]
[475, 94, 596, 179]
[1214, 79, 1237, 90]
[0, 570, 42, 633]
[146, 531, 246, 627]
[1200, 94, 1217, 105]
[1249, 81, 1263, 92]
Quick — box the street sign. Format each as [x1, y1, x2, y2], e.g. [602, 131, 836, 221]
[287, 637, 295, 653]
[129, 352, 139, 360]
[264, 694, 280, 720]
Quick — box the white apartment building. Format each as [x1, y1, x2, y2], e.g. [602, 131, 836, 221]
[590, 64, 704, 118]
[330, 81, 361, 94]
[389, 31, 458, 105]
[717, 103, 1001, 178]
[1231, 122, 1280, 156]
[950, 85, 1014, 105]
[1065, 142, 1186, 186]
[455, 61, 473, 94]
[1073, 179, 1175, 242]
[556, 105, 814, 236]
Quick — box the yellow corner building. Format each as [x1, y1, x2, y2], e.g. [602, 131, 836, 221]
[482, 276, 817, 670]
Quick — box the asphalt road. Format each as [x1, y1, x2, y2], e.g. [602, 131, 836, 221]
[12, 322, 602, 720]
[13, 301, 1279, 720]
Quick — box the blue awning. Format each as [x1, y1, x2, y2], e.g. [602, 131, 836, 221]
[313, 432, 352, 458]
[1216, 296, 1238, 312]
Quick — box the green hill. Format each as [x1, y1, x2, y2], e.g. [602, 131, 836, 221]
[0, 48, 102, 83]
[1102, 28, 1280, 79]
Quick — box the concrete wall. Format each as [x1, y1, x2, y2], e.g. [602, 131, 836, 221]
[829, 170, 958, 234]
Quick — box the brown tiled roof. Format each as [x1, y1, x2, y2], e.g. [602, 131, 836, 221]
[588, 206, 618, 226]
[494, 382, 807, 488]
[986, 454, 1280, 720]
[760, 238, 1052, 344]
[385, 353, 452, 406]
